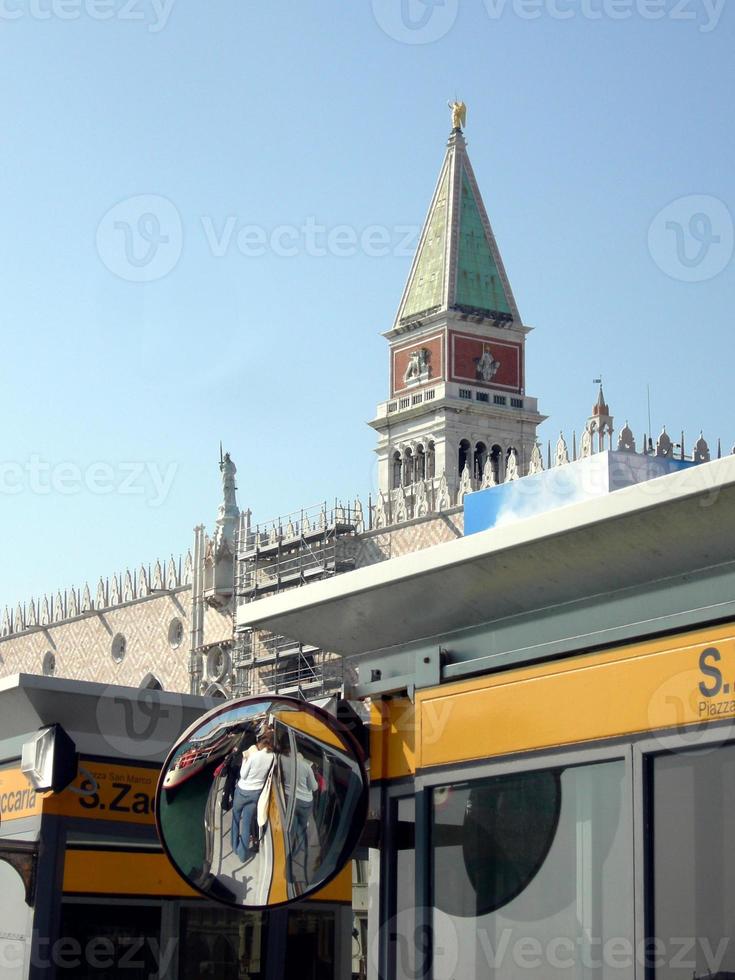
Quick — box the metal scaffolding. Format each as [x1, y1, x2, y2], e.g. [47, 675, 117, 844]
[234, 501, 358, 698]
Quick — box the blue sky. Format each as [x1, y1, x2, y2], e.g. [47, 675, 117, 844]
[1, 0, 733, 607]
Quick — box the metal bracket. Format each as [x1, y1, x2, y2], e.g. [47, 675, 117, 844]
[347, 646, 443, 702]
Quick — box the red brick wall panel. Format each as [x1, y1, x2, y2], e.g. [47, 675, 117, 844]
[450, 332, 522, 391]
[392, 334, 444, 396]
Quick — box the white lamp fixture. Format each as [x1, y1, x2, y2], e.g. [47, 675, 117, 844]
[20, 724, 78, 793]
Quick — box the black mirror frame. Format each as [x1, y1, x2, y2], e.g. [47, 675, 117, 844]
[155, 695, 370, 910]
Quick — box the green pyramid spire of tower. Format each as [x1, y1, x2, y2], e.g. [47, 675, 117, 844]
[455, 170, 511, 316]
[394, 116, 519, 327]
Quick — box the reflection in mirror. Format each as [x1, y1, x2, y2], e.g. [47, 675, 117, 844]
[156, 696, 368, 910]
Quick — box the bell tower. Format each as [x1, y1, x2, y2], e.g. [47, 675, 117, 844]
[370, 105, 546, 503]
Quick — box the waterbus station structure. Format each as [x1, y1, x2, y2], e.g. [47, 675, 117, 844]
[239, 453, 735, 980]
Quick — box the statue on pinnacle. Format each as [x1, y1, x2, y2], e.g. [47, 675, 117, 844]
[448, 100, 467, 131]
[214, 446, 239, 551]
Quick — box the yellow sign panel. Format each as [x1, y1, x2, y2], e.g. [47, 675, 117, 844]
[369, 698, 416, 782]
[0, 767, 44, 822]
[45, 760, 158, 825]
[63, 848, 198, 897]
[2, 761, 161, 826]
[416, 623, 735, 772]
[63, 847, 353, 902]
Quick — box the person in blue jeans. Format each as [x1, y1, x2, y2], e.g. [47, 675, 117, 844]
[231, 734, 274, 862]
[281, 746, 318, 887]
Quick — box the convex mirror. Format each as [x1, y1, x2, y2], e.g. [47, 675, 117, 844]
[156, 696, 368, 909]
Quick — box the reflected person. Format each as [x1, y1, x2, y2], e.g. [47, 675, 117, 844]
[282, 744, 318, 887]
[231, 733, 274, 862]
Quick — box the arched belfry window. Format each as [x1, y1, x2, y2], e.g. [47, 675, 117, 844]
[490, 444, 502, 484]
[392, 451, 402, 489]
[426, 442, 436, 479]
[403, 448, 414, 486]
[458, 440, 471, 477]
[474, 442, 487, 481]
[416, 445, 426, 481]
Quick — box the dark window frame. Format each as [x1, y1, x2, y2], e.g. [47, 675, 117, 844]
[634, 725, 735, 980]
[379, 743, 636, 979]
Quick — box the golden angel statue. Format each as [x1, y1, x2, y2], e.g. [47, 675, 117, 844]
[449, 100, 467, 130]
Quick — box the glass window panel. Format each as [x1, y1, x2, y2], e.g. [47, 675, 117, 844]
[652, 743, 735, 979]
[365, 847, 381, 980]
[352, 856, 369, 979]
[58, 903, 162, 979]
[0, 861, 31, 980]
[393, 797, 417, 980]
[434, 769, 561, 917]
[432, 760, 631, 979]
[178, 906, 266, 979]
[285, 908, 336, 980]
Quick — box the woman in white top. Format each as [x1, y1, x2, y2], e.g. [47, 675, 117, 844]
[230, 735, 273, 862]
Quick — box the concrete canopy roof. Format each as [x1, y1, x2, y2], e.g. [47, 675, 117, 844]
[237, 457, 735, 658]
[0, 674, 209, 763]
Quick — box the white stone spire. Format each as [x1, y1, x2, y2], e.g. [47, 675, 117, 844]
[214, 450, 239, 553]
[585, 383, 614, 452]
